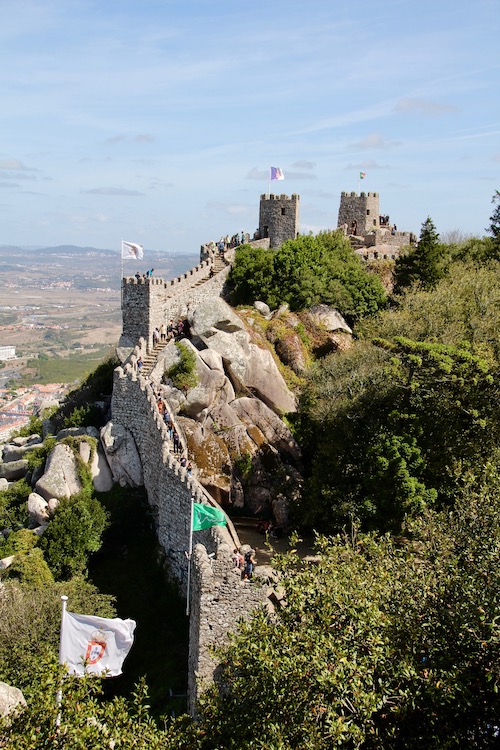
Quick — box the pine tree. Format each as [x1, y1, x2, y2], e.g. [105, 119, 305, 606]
[394, 217, 444, 292]
[486, 190, 500, 259]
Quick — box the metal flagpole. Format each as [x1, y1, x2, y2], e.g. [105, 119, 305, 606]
[186, 498, 195, 616]
[56, 595, 68, 728]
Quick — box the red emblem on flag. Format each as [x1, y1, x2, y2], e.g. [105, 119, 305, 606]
[85, 630, 108, 665]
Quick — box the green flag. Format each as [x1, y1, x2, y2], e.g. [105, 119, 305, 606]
[192, 503, 227, 531]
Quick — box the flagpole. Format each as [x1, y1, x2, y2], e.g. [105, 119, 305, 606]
[56, 595, 68, 728]
[120, 239, 124, 310]
[186, 498, 195, 616]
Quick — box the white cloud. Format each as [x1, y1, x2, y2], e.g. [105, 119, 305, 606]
[394, 98, 457, 116]
[350, 132, 401, 150]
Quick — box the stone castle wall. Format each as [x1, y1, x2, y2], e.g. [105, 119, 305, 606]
[259, 193, 300, 248]
[121, 258, 232, 351]
[110, 361, 267, 711]
[338, 191, 380, 235]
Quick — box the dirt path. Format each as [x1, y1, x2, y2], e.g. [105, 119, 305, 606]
[232, 519, 317, 566]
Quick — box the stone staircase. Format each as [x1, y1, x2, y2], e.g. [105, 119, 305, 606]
[193, 254, 226, 287]
[141, 340, 169, 377]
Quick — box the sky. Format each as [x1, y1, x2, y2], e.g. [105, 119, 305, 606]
[0, 0, 499, 254]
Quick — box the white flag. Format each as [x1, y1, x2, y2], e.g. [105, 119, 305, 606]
[270, 166, 285, 181]
[121, 240, 144, 260]
[60, 611, 136, 677]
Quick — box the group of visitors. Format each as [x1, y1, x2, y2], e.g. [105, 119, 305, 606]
[134, 268, 155, 280]
[232, 547, 256, 581]
[152, 319, 187, 347]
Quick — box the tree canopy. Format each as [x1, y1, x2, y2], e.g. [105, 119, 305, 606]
[229, 231, 387, 321]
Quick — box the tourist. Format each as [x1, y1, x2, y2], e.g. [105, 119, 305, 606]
[167, 319, 175, 340]
[172, 429, 181, 453]
[160, 322, 166, 342]
[187, 461, 193, 475]
[137, 356, 143, 372]
[176, 319, 184, 338]
[242, 548, 256, 580]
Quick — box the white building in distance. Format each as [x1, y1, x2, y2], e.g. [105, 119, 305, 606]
[0, 346, 16, 361]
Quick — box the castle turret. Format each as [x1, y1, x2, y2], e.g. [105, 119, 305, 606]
[259, 193, 300, 248]
[121, 277, 166, 350]
[338, 191, 380, 235]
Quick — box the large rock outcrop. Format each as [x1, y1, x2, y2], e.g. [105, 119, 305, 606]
[187, 298, 296, 415]
[34, 443, 82, 501]
[100, 422, 143, 487]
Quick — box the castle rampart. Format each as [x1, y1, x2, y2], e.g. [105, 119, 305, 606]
[110, 361, 268, 710]
[121, 256, 233, 351]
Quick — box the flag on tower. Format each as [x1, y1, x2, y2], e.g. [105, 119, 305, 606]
[270, 166, 285, 181]
[121, 240, 144, 260]
[192, 503, 227, 531]
[359, 171, 366, 180]
[59, 610, 136, 677]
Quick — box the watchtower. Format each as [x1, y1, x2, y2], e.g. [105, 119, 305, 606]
[121, 277, 166, 350]
[259, 194, 300, 248]
[337, 191, 380, 235]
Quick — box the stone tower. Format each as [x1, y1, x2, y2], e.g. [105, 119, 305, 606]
[259, 193, 300, 248]
[337, 191, 380, 235]
[121, 277, 166, 350]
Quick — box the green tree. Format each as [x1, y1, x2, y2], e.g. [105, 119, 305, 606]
[39, 494, 108, 579]
[193, 477, 499, 749]
[229, 231, 386, 321]
[394, 217, 445, 292]
[486, 189, 500, 259]
[297, 336, 499, 531]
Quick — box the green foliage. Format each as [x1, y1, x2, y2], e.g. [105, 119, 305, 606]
[4, 547, 54, 587]
[194, 478, 499, 748]
[234, 452, 253, 479]
[0, 478, 31, 530]
[394, 217, 446, 293]
[229, 231, 387, 320]
[0, 658, 194, 750]
[17, 414, 43, 437]
[359, 259, 500, 359]
[0, 527, 37, 557]
[228, 244, 277, 306]
[63, 403, 93, 427]
[297, 336, 499, 531]
[39, 494, 109, 580]
[49, 353, 117, 432]
[0, 580, 115, 693]
[167, 342, 199, 392]
[26, 436, 57, 472]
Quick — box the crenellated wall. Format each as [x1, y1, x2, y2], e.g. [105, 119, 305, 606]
[121, 257, 233, 350]
[110, 361, 268, 711]
[259, 193, 300, 248]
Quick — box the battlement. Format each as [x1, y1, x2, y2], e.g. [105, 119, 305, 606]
[340, 191, 378, 198]
[259, 193, 300, 248]
[260, 193, 300, 202]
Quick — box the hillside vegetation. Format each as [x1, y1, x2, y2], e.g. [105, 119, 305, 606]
[1, 205, 499, 748]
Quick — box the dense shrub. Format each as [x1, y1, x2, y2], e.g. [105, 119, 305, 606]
[229, 231, 387, 321]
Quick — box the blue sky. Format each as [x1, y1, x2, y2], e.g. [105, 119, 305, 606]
[1, 0, 498, 253]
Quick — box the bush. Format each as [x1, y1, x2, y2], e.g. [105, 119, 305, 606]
[167, 342, 198, 393]
[0, 479, 31, 530]
[39, 494, 109, 580]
